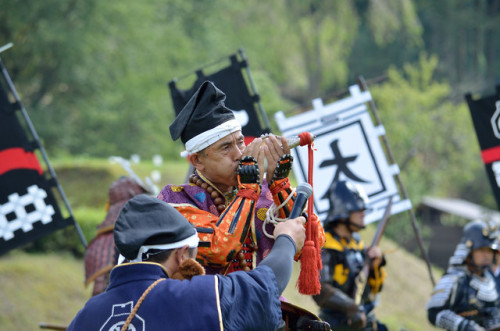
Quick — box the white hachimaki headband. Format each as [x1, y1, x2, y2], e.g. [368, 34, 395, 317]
[118, 232, 199, 264]
[180, 119, 241, 157]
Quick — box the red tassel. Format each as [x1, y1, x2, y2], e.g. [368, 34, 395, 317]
[295, 132, 322, 295]
[308, 214, 322, 270]
[297, 241, 320, 295]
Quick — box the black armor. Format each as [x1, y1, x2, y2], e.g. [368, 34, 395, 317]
[427, 268, 500, 330]
[314, 180, 386, 331]
[427, 220, 500, 330]
[313, 231, 386, 331]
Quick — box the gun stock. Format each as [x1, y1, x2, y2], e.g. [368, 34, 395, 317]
[38, 323, 68, 330]
[353, 197, 393, 306]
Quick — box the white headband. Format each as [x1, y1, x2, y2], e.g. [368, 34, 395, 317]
[183, 119, 241, 156]
[125, 232, 200, 263]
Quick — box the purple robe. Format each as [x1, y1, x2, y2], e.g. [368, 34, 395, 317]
[158, 179, 277, 274]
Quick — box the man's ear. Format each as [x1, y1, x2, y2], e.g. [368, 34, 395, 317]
[175, 245, 191, 265]
[189, 153, 204, 172]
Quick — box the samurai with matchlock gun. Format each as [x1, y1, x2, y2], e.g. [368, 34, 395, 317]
[427, 220, 500, 331]
[312, 180, 389, 331]
[157, 81, 329, 330]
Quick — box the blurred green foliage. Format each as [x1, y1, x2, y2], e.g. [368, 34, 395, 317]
[1, 0, 499, 249]
[0, 0, 431, 158]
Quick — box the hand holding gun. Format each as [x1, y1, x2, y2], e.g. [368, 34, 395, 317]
[352, 196, 393, 307]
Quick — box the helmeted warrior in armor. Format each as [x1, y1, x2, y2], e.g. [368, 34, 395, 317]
[312, 180, 387, 331]
[427, 220, 500, 331]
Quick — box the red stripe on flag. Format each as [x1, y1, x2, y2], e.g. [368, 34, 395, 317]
[0, 148, 43, 176]
[244, 136, 258, 145]
[481, 146, 500, 164]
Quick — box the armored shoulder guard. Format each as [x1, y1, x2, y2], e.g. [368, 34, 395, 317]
[426, 272, 460, 309]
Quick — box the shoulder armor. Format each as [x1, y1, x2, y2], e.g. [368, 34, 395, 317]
[323, 232, 343, 251]
[426, 273, 460, 309]
[470, 273, 499, 302]
[323, 232, 364, 251]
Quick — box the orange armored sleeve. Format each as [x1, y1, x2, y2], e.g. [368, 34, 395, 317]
[175, 182, 260, 268]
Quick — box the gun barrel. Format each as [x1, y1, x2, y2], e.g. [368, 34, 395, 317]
[261, 134, 316, 149]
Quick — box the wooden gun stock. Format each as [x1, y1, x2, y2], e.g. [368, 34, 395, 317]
[39, 323, 67, 330]
[353, 196, 393, 305]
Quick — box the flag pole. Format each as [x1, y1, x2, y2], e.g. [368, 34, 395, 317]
[0, 43, 13, 54]
[238, 47, 271, 132]
[357, 75, 435, 286]
[0, 48, 87, 248]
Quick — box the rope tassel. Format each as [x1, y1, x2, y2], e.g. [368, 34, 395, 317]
[296, 132, 321, 295]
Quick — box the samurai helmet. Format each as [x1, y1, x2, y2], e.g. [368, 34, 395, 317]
[324, 180, 369, 227]
[449, 219, 499, 266]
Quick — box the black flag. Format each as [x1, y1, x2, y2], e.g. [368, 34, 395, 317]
[0, 68, 74, 255]
[169, 53, 269, 144]
[465, 85, 500, 209]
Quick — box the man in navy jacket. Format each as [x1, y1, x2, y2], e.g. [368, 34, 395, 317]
[67, 194, 306, 331]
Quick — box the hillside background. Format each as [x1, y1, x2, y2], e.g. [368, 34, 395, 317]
[1, 1, 500, 330]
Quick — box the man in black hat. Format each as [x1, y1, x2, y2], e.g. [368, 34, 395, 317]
[158, 80, 325, 275]
[67, 194, 306, 331]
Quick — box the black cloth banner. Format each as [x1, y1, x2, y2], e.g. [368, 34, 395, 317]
[465, 85, 500, 209]
[169, 54, 269, 142]
[0, 82, 72, 255]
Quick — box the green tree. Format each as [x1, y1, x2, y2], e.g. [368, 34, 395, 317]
[368, 53, 495, 244]
[416, 0, 500, 99]
[371, 53, 484, 203]
[1, 0, 497, 173]
[348, 0, 424, 86]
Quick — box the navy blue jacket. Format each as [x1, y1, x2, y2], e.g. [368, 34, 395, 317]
[67, 262, 281, 331]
